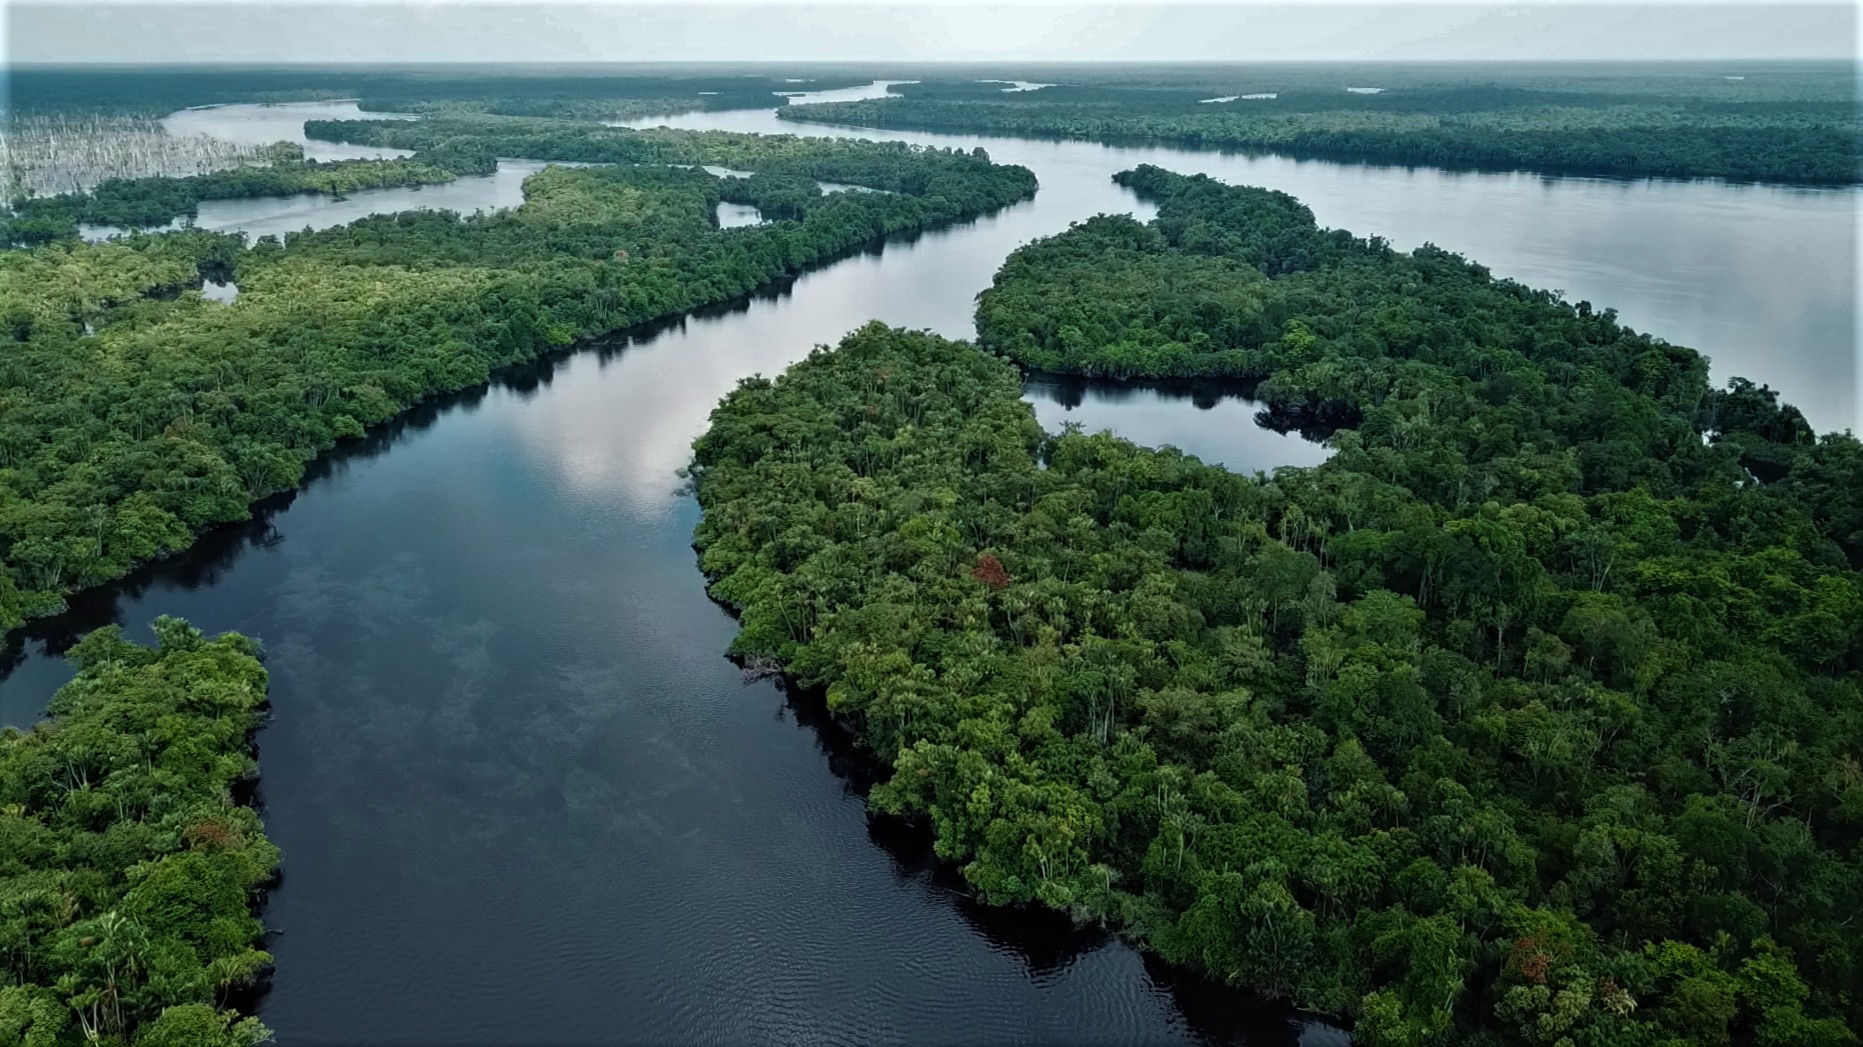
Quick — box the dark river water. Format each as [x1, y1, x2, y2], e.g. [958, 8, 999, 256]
[4, 84, 1858, 1046]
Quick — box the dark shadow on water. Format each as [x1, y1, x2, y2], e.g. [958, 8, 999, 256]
[0, 220, 937, 689]
[1025, 369, 1271, 412]
[767, 670, 1353, 1046]
[1146, 954, 1355, 1047]
[0, 215, 980, 1030]
[1023, 369, 1350, 444]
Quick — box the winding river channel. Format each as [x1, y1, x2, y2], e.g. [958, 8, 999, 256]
[2, 86, 1857, 1046]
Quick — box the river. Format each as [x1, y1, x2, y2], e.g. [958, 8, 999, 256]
[1, 83, 1856, 1046]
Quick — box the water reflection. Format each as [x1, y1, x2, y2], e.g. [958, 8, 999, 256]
[817, 180, 890, 194]
[715, 200, 765, 228]
[80, 219, 183, 241]
[1022, 374, 1333, 473]
[80, 159, 577, 243]
[161, 100, 418, 161]
[7, 80, 1858, 1046]
[978, 80, 1059, 93]
[771, 79, 917, 105]
[0, 240, 1333, 1042]
[633, 96, 1860, 434]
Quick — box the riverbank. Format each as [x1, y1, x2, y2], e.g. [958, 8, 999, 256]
[0, 80, 1854, 1044]
[0, 138, 1037, 636]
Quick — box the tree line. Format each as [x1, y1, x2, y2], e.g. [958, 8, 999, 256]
[780, 80, 1861, 184]
[2, 152, 497, 245]
[300, 114, 1014, 196]
[0, 132, 1035, 631]
[3, 67, 874, 118]
[691, 171, 1862, 1045]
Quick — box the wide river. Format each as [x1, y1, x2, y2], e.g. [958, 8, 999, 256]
[2, 86, 1857, 1046]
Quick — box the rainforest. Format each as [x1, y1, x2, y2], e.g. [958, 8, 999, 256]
[0, 618, 275, 1047]
[691, 171, 1863, 1045]
[0, 129, 1035, 627]
[780, 67, 1863, 184]
[0, 53, 1858, 1047]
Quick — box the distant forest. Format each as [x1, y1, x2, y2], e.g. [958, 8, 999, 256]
[0, 61, 1857, 1047]
[7, 62, 1858, 184]
[3, 66, 877, 118]
[779, 64, 1862, 183]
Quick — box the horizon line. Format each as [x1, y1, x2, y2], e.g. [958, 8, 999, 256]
[8, 56, 1857, 66]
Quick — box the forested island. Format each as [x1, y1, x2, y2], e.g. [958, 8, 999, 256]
[780, 66, 1862, 183]
[3, 59, 1859, 1045]
[0, 618, 275, 1046]
[692, 171, 1863, 1044]
[0, 125, 1035, 629]
[16, 63, 1855, 202]
[1, 152, 498, 245]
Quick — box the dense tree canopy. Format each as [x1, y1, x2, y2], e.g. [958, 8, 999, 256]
[0, 134, 1035, 629]
[0, 618, 275, 1047]
[300, 115, 1021, 196]
[7, 61, 1858, 1043]
[692, 179, 1862, 1045]
[782, 78, 1862, 184]
[979, 165, 1862, 564]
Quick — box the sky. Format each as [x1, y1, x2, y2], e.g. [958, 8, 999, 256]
[5, 1, 1858, 64]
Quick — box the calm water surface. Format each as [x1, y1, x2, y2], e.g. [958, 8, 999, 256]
[649, 100, 1859, 434]
[715, 200, 765, 228]
[163, 100, 419, 161]
[2, 82, 1857, 1046]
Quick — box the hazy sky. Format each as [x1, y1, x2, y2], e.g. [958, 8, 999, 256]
[6, 1, 1857, 64]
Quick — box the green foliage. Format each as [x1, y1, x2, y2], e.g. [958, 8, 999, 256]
[692, 311, 1860, 1038]
[0, 618, 275, 1046]
[980, 165, 1862, 553]
[298, 115, 1036, 203]
[783, 75, 1861, 183]
[4, 156, 495, 245]
[0, 133, 1035, 627]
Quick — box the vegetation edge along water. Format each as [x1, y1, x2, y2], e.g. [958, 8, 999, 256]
[0, 126, 1037, 635]
[0, 115, 1035, 1046]
[3, 67, 1856, 1044]
[1, 152, 500, 246]
[777, 73, 1863, 185]
[689, 169, 1862, 1046]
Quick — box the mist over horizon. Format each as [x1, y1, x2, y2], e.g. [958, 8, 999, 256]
[7, 2, 1857, 64]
